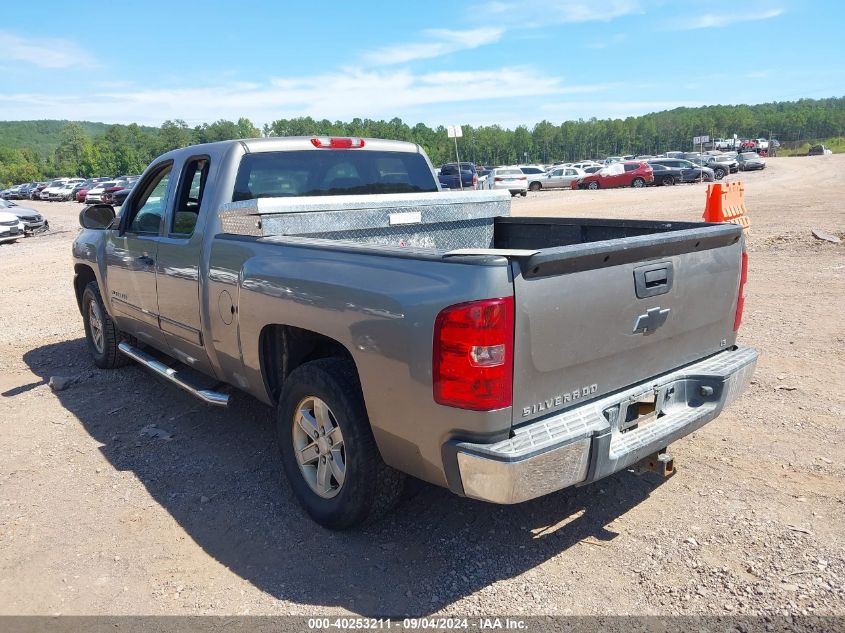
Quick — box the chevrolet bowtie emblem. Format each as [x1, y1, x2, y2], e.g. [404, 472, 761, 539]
[633, 307, 671, 335]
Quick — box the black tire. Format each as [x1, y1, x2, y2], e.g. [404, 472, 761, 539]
[661, 175, 675, 186]
[529, 182, 541, 192]
[714, 168, 726, 180]
[520, 191, 527, 197]
[587, 181, 599, 190]
[632, 177, 645, 188]
[81, 281, 128, 369]
[277, 358, 405, 529]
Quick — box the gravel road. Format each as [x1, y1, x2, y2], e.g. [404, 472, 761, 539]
[0, 155, 843, 617]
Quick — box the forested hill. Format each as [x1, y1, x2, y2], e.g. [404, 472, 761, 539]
[0, 120, 158, 157]
[0, 96, 842, 184]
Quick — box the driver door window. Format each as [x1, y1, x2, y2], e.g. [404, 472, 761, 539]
[125, 164, 173, 234]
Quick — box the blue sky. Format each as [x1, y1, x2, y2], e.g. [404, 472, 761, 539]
[0, 0, 842, 129]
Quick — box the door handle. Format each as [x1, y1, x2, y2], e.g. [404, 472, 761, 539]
[137, 255, 154, 266]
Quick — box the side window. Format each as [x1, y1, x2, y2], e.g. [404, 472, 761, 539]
[173, 157, 209, 236]
[623, 163, 638, 172]
[126, 164, 172, 234]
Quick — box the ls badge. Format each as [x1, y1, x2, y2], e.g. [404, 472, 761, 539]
[633, 307, 671, 335]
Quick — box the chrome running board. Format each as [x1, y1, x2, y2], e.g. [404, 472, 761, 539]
[118, 341, 229, 407]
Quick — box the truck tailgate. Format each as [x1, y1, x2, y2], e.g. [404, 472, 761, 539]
[508, 222, 744, 424]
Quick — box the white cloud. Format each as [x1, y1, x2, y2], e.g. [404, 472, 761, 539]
[664, 8, 783, 31]
[0, 66, 603, 127]
[363, 27, 503, 65]
[486, 0, 641, 25]
[0, 31, 98, 69]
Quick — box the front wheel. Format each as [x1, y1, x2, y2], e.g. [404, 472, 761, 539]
[632, 177, 645, 188]
[587, 181, 599, 190]
[714, 168, 726, 180]
[520, 191, 527, 197]
[82, 281, 128, 369]
[277, 358, 405, 529]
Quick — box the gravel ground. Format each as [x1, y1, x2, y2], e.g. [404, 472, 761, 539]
[0, 155, 843, 617]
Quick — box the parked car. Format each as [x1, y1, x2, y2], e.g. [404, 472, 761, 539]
[808, 145, 832, 156]
[40, 179, 71, 200]
[477, 168, 495, 189]
[438, 162, 479, 190]
[0, 210, 23, 243]
[650, 158, 715, 182]
[72, 178, 111, 202]
[573, 161, 653, 189]
[30, 183, 48, 200]
[2, 184, 28, 200]
[72, 135, 756, 528]
[703, 154, 739, 178]
[101, 182, 133, 206]
[529, 166, 584, 191]
[85, 181, 120, 203]
[17, 183, 41, 199]
[647, 163, 688, 186]
[491, 167, 528, 196]
[49, 182, 78, 201]
[713, 138, 739, 151]
[0, 199, 46, 233]
[736, 152, 766, 171]
[517, 165, 547, 178]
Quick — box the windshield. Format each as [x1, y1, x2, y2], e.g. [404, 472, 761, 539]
[234, 150, 439, 200]
[740, 153, 758, 159]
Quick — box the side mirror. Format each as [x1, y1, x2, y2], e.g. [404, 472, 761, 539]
[79, 204, 116, 230]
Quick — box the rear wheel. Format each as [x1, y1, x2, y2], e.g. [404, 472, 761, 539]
[520, 191, 527, 197]
[662, 175, 675, 186]
[277, 358, 405, 529]
[587, 181, 599, 190]
[82, 281, 128, 369]
[528, 182, 541, 192]
[632, 177, 645, 188]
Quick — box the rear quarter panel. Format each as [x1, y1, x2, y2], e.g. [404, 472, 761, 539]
[208, 237, 515, 486]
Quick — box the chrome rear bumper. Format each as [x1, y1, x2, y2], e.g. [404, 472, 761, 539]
[450, 345, 757, 504]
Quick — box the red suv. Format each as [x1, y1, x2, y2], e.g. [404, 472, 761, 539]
[572, 161, 653, 190]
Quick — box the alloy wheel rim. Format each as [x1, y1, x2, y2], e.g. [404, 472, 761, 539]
[88, 300, 105, 354]
[292, 396, 346, 499]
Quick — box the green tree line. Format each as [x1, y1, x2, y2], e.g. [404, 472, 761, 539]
[1, 96, 842, 186]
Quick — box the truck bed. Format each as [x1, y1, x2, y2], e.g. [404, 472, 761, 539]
[219, 192, 744, 427]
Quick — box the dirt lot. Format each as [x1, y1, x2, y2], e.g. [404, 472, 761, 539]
[1, 156, 843, 617]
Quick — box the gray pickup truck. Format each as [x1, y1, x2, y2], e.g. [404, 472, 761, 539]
[72, 136, 757, 529]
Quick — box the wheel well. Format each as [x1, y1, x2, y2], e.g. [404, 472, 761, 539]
[73, 264, 96, 314]
[260, 325, 355, 404]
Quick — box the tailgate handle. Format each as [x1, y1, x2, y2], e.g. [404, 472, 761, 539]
[634, 262, 674, 298]
[644, 269, 667, 287]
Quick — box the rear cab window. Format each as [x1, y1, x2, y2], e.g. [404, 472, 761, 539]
[233, 150, 439, 200]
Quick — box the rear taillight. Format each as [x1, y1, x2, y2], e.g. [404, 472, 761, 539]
[310, 137, 365, 149]
[494, 177, 503, 182]
[433, 297, 514, 411]
[733, 250, 748, 331]
[472, 174, 478, 186]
